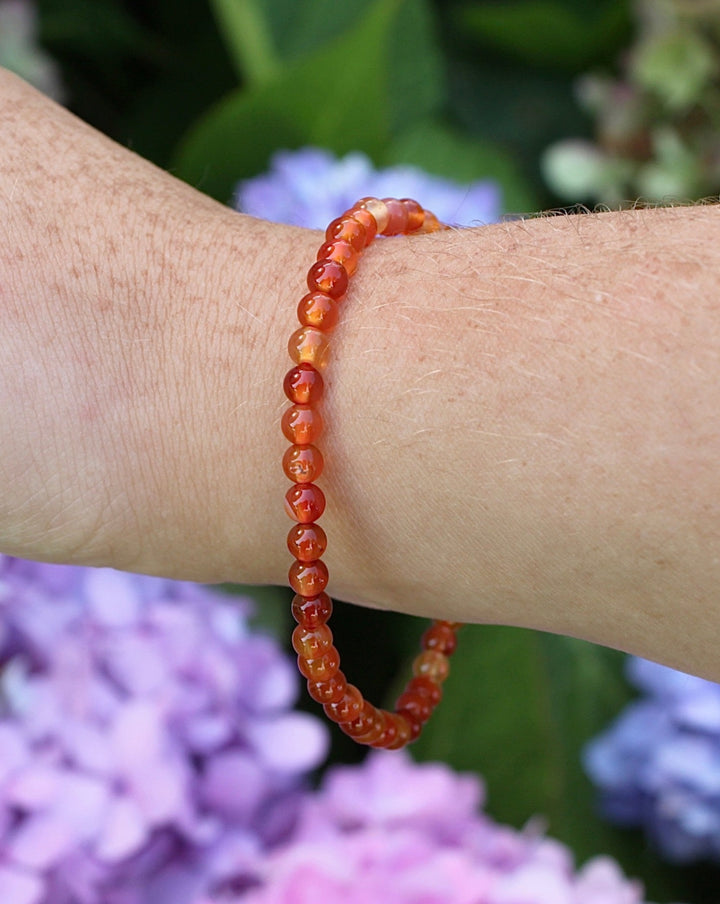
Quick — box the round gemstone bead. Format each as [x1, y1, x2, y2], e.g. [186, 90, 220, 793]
[381, 198, 409, 235]
[282, 444, 323, 484]
[291, 592, 333, 628]
[325, 215, 367, 252]
[287, 522, 327, 562]
[412, 649, 450, 684]
[357, 197, 389, 234]
[292, 623, 333, 659]
[404, 675, 442, 705]
[402, 198, 425, 232]
[297, 646, 340, 681]
[386, 714, 413, 749]
[370, 712, 399, 748]
[283, 363, 324, 405]
[395, 688, 433, 724]
[316, 240, 359, 277]
[281, 404, 323, 445]
[344, 207, 377, 245]
[288, 326, 330, 369]
[307, 259, 348, 298]
[421, 622, 458, 656]
[284, 483, 326, 523]
[323, 684, 364, 723]
[342, 702, 385, 743]
[289, 558, 329, 596]
[307, 671, 347, 704]
[297, 291, 340, 331]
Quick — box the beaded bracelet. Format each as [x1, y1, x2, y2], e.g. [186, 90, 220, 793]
[282, 197, 460, 749]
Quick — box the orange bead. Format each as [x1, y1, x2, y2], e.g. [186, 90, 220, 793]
[307, 671, 347, 704]
[412, 649, 450, 684]
[381, 198, 409, 235]
[292, 623, 333, 659]
[288, 326, 330, 370]
[307, 259, 348, 299]
[402, 198, 425, 232]
[344, 207, 377, 245]
[297, 291, 340, 330]
[289, 558, 329, 596]
[281, 404, 323, 445]
[316, 240, 359, 277]
[291, 592, 333, 628]
[370, 711, 399, 748]
[357, 197, 389, 234]
[323, 684, 364, 723]
[287, 522, 327, 562]
[282, 444, 323, 484]
[325, 215, 367, 252]
[385, 714, 413, 749]
[284, 483, 326, 523]
[419, 211, 443, 233]
[421, 622, 458, 656]
[283, 363, 324, 405]
[404, 675, 442, 705]
[341, 702, 385, 743]
[297, 646, 340, 681]
[395, 689, 433, 724]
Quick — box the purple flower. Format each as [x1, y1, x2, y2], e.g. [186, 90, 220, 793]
[234, 148, 501, 229]
[0, 556, 328, 903]
[195, 752, 647, 904]
[586, 656, 720, 863]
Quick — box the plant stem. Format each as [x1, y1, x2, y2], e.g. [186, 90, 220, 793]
[208, 0, 280, 86]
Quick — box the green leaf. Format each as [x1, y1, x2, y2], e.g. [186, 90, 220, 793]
[208, 0, 281, 86]
[386, 121, 540, 214]
[459, 0, 631, 72]
[172, 0, 442, 202]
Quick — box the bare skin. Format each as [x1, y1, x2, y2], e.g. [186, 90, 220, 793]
[1, 69, 719, 679]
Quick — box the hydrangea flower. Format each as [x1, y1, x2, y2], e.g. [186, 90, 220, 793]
[586, 656, 720, 863]
[234, 147, 501, 229]
[0, 556, 328, 904]
[212, 752, 649, 904]
[0, 0, 64, 100]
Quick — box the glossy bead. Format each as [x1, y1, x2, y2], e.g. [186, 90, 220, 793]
[402, 198, 425, 232]
[281, 404, 323, 445]
[395, 689, 433, 724]
[325, 215, 367, 252]
[316, 240, 359, 277]
[297, 646, 340, 681]
[421, 622, 458, 656]
[323, 683, 364, 723]
[284, 483, 326, 523]
[291, 592, 333, 628]
[287, 522, 327, 562]
[282, 444, 323, 484]
[381, 198, 409, 235]
[344, 207, 377, 245]
[288, 326, 330, 369]
[420, 211, 443, 233]
[307, 671, 348, 704]
[292, 623, 333, 659]
[342, 702, 385, 743]
[283, 363, 324, 405]
[412, 649, 450, 684]
[404, 675, 442, 705]
[385, 714, 413, 749]
[357, 197, 389, 234]
[297, 291, 340, 330]
[289, 558, 329, 596]
[370, 712, 399, 748]
[307, 259, 348, 299]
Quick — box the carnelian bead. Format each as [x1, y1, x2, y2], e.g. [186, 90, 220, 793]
[344, 207, 377, 245]
[297, 291, 340, 330]
[381, 198, 409, 235]
[291, 592, 333, 628]
[281, 404, 323, 445]
[316, 240, 359, 277]
[289, 558, 329, 596]
[386, 714, 413, 749]
[412, 649, 450, 684]
[342, 702, 385, 742]
[283, 363, 324, 405]
[395, 689, 433, 724]
[420, 211, 443, 233]
[307, 259, 348, 299]
[287, 522, 327, 562]
[421, 622, 458, 656]
[297, 646, 340, 681]
[292, 623, 333, 659]
[306, 670, 347, 704]
[325, 216, 367, 253]
[370, 711, 399, 748]
[288, 326, 330, 370]
[284, 483, 326, 523]
[404, 675, 442, 706]
[357, 197, 389, 234]
[402, 198, 425, 232]
[323, 684, 364, 723]
[282, 444, 323, 484]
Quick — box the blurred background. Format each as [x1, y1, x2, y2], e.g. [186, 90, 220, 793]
[3, 1, 720, 902]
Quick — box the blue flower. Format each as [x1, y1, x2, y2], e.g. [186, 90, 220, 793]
[234, 148, 501, 229]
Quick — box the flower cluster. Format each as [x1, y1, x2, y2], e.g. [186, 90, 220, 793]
[586, 656, 720, 863]
[234, 751, 647, 904]
[0, 557, 327, 904]
[543, 0, 720, 204]
[0, 0, 63, 99]
[235, 147, 501, 229]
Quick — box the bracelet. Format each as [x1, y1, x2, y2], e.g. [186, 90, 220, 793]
[282, 197, 460, 749]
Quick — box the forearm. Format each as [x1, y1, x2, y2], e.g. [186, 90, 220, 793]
[2, 71, 719, 679]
